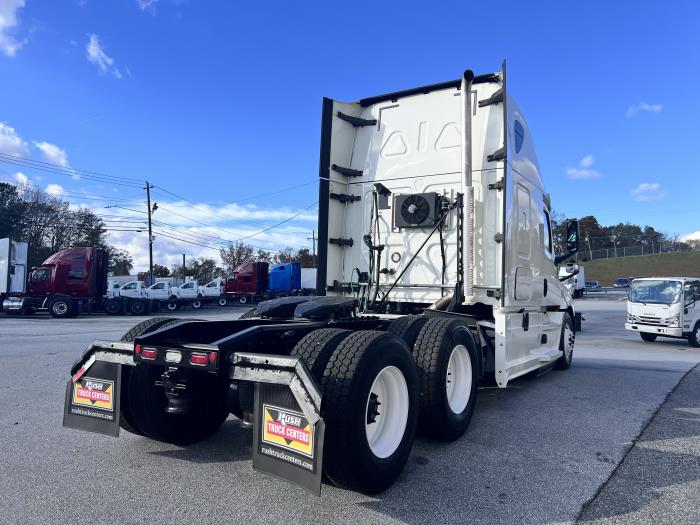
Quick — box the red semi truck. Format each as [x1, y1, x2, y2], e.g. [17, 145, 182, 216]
[223, 261, 270, 305]
[2, 245, 158, 318]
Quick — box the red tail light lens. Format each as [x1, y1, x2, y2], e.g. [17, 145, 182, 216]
[141, 347, 158, 360]
[134, 344, 141, 355]
[189, 353, 209, 366]
[209, 351, 217, 363]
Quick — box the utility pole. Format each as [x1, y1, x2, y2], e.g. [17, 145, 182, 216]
[182, 253, 186, 283]
[307, 230, 317, 268]
[145, 182, 155, 286]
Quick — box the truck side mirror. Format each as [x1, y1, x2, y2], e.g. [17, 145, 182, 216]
[566, 219, 579, 253]
[554, 219, 579, 265]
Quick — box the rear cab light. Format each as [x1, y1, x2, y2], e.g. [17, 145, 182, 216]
[189, 353, 209, 366]
[141, 347, 158, 360]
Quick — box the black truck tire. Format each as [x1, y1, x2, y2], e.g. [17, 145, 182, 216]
[238, 296, 248, 304]
[320, 331, 418, 494]
[412, 318, 479, 441]
[290, 328, 353, 380]
[238, 307, 258, 319]
[554, 313, 575, 370]
[688, 323, 700, 348]
[388, 315, 429, 350]
[119, 317, 182, 436]
[49, 297, 76, 319]
[640, 332, 658, 343]
[192, 299, 202, 310]
[218, 296, 228, 307]
[166, 301, 179, 311]
[104, 298, 121, 315]
[129, 299, 147, 316]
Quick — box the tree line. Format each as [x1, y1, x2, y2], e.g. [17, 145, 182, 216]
[0, 182, 133, 274]
[551, 213, 695, 259]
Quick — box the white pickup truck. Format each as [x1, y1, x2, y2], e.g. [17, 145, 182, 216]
[199, 278, 228, 307]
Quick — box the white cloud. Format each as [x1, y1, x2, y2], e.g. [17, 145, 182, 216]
[14, 172, 29, 185]
[86, 34, 123, 79]
[0, 0, 26, 57]
[631, 182, 665, 202]
[99, 200, 318, 272]
[34, 141, 69, 166]
[136, 0, 158, 13]
[626, 102, 663, 118]
[0, 122, 29, 157]
[45, 183, 64, 196]
[579, 154, 594, 168]
[566, 154, 600, 180]
[681, 231, 700, 242]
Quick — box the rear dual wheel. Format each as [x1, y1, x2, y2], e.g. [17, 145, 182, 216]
[291, 330, 418, 494]
[118, 317, 229, 444]
[412, 318, 479, 441]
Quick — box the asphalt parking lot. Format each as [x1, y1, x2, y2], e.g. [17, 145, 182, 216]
[0, 299, 698, 524]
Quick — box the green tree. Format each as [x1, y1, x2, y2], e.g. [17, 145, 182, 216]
[152, 264, 170, 277]
[108, 247, 134, 275]
[220, 242, 255, 273]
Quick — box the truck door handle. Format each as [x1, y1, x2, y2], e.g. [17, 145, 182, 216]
[522, 312, 529, 331]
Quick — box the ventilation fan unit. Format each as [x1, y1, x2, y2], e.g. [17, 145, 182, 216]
[393, 192, 440, 228]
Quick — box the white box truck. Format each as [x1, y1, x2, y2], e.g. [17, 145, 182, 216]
[625, 277, 700, 346]
[0, 238, 29, 306]
[62, 64, 580, 495]
[559, 263, 585, 298]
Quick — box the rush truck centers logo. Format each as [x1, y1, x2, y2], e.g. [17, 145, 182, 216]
[262, 404, 314, 458]
[71, 377, 114, 412]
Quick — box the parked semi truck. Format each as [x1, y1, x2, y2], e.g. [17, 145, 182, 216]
[625, 277, 700, 346]
[2, 245, 161, 317]
[222, 262, 317, 305]
[63, 64, 580, 495]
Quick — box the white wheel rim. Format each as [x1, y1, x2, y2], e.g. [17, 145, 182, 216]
[240, 297, 247, 304]
[193, 301, 201, 308]
[219, 298, 227, 306]
[54, 302, 68, 315]
[446, 344, 472, 414]
[365, 366, 409, 459]
[564, 325, 574, 361]
[167, 303, 177, 311]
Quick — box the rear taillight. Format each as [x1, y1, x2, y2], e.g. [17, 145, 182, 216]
[209, 351, 217, 363]
[134, 344, 141, 355]
[141, 347, 158, 360]
[189, 353, 209, 366]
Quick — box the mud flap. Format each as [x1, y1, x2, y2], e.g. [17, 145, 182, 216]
[62, 361, 121, 437]
[252, 383, 325, 495]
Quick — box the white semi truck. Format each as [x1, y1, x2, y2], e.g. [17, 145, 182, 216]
[625, 277, 700, 346]
[62, 64, 580, 495]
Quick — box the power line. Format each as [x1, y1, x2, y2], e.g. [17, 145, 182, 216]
[0, 152, 141, 183]
[235, 202, 318, 242]
[0, 153, 143, 188]
[151, 186, 315, 231]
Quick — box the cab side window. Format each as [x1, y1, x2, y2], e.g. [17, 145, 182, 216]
[686, 281, 700, 306]
[543, 209, 553, 258]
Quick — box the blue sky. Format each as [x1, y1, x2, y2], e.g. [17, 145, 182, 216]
[1, 0, 698, 269]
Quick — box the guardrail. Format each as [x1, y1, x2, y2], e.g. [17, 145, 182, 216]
[582, 287, 627, 295]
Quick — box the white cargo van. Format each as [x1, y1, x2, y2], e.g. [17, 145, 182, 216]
[625, 277, 700, 346]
